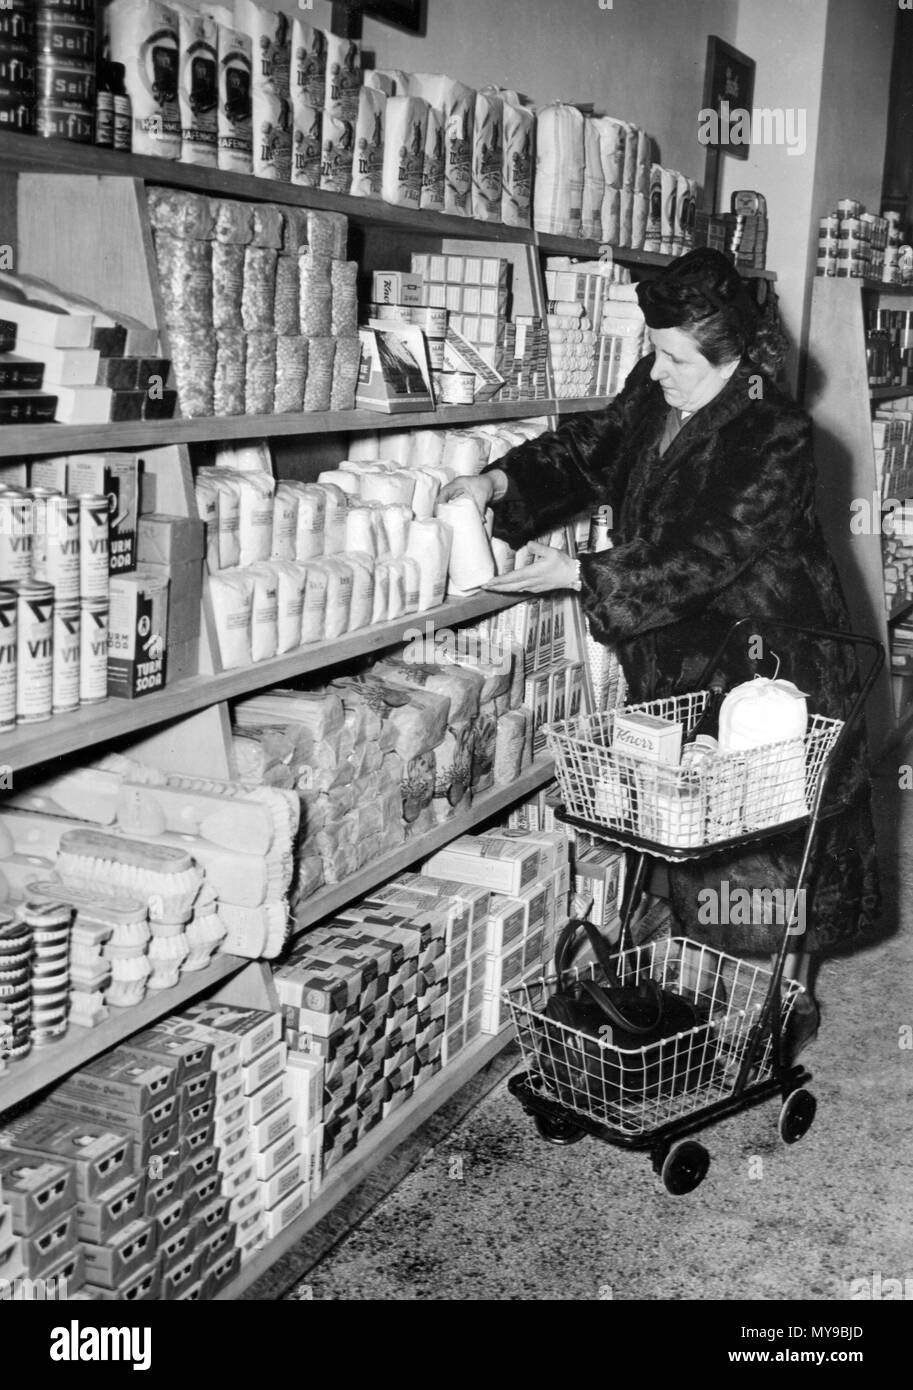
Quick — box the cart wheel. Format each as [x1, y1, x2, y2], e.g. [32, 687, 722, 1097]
[533, 1112, 587, 1146]
[778, 1088, 817, 1145]
[660, 1140, 710, 1195]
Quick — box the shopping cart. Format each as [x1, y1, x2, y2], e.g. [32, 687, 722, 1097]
[505, 618, 883, 1194]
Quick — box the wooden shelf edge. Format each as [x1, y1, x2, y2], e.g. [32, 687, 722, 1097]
[2, 591, 525, 774]
[0, 954, 246, 1115]
[556, 395, 615, 414]
[291, 758, 556, 935]
[0, 400, 557, 460]
[215, 1025, 515, 1300]
[871, 385, 913, 401]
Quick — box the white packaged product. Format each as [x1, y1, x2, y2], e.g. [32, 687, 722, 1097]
[300, 562, 328, 643]
[661, 166, 678, 255]
[347, 434, 380, 461]
[312, 483, 348, 554]
[247, 562, 279, 662]
[472, 91, 503, 221]
[420, 105, 445, 213]
[271, 482, 299, 561]
[442, 432, 486, 476]
[319, 557, 354, 638]
[195, 474, 220, 571]
[501, 98, 534, 228]
[491, 537, 516, 574]
[581, 117, 605, 241]
[436, 496, 495, 590]
[233, 469, 275, 566]
[292, 104, 323, 188]
[345, 505, 378, 557]
[293, 485, 327, 561]
[200, 469, 242, 569]
[269, 560, 307, 652]
[210, 569, 253, 668]
[351, 85, 386, 199]
[176, 5, 218, 167]
[324, 33, 361, 121]
[408, 429, 445, 471]
[534, 104, 585, 238]
[594, 116, 626, 191]
[372, 562, 390, 624]
[410, 469, 440, 520]
[317, 468, 359, 497]
[441, 79, 475, 216]
[379, 503, 411, 557]
[345, 551, 375, 630]
[234, 0, 291, 181]
[383, 96, 428, 208]
[320, 113, 355, 194]
[365, 69, 406, 96]
[106, 0, 182, 160]
[385, 558, 407, 618]
[208, 13, 253, 174]
[360, 471, 415, 509]
[406, 518, 453, 610]
[291, 17, 327, 110]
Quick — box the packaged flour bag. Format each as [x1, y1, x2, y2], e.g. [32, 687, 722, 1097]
[292, 105, 322, 187]
[501, 97, 534, 227]
[382, 95, 428, 209]
[533, 103, 584, 238]
[106, 0, 182, 159]
[203, 7, 253, 174]
[472, 90, 503, 222]
[292, 17, 327, 110]
[325, 32, 361, 123]
[407, 74, 474, 216]
[320, 113, 355, 194]
[644, 163, 664, 252]
[350, 84, 386, 199]
[234, 0, 291, 180]
[176, 4, 218, 167]
[581, 115, 605, 241]
[420, 104, 445, 213]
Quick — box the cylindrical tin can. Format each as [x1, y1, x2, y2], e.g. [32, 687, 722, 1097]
[426, 336, 446, 372]
[78, 492, 110, 599]
[819, 216, 839, 239]
[79, 595, 108, 705]
[0, 489, 33, 584]
[32, 491, 80, 601]
[52, 599, 80, 714]
[0, 585, 17, 730]
[587, 505, 614, 552]
[437, 371, 474, 405]
[15, 578, 53, 724]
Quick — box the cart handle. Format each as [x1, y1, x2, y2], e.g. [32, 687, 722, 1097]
[691, 615, 884, 757]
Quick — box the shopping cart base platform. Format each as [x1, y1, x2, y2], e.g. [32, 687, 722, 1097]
[507, 1064, 816, 1195]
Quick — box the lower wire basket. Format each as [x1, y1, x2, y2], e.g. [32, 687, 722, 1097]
[503, 937, 803, 1138]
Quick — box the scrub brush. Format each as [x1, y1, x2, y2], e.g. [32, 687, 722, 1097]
[55, 829, 204, 920]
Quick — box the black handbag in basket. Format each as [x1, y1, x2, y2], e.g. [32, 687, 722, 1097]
[536, 920, 719, 1108]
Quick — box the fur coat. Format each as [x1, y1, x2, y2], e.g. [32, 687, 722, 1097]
[489, 354, 881, 954]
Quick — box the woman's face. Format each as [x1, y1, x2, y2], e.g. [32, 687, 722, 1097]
[649, 326, 738, 413]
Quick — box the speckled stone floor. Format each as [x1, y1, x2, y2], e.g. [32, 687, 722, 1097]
[277, 743, 913, 1302]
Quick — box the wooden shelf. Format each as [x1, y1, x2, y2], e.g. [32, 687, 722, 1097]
[1, 591, 525, 774]
[862, 280, 913, 295]
[215, 1025, 514, 1300]
[0, 400, 556, 460]
[556, 395, 615, 414]
[871, 385, 913, 401]
[0, 953, 245, 1115]
[535, 230, 776, 278]
[292, 758, 556, 935]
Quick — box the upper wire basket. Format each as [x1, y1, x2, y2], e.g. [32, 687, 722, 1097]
[545, 692, 843, 855]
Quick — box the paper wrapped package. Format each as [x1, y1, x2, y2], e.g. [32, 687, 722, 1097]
[435, 496, 496, 591]
[421, 105, 445, 213]
[533, 104, 584, 238]
[177, 7, 218, 167]
[210, 569, 253, 668]
[407, 74, 474, 215]
[275, 335, 308, 413]
[471, 705, 498, 793]
[234, 0, 291, 180]
[213, 18, 253, 174]
[373, 657, 484, 725]
[270, 559, 306, 653]
[320, 113, 355, 194]
[246, 562, 279, 662]
[472, 91, 503, 221]
[106, 0, 181, 159]
[501, 99, 534, 228]
[382, 95, 429, 208]
[291, 17, 327, 110]
[292, 105, 323, 187]
[311, 483, 348, 553]
[214, 329, 246, 415]
[432, 722, 474, 821]
[406, 518, 453, 610]
[324, 32, 361, 122]
[581, 117, 605, 241]
[351, 85, 386, 199]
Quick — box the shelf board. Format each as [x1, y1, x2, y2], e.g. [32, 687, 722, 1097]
[292, 758, 556, 934]
[1, 591, 524, 774]
[870, 385, 913, 401]
[0, 953, 245, 1114]
[556, 395, 615, 414]
[861, 280, 913, 295]
[215, 1025, 515, 1300]
[0, 400, 559, 460]
[535, 231, 776, 278]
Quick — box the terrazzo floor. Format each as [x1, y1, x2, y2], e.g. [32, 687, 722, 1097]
[278, 744, 913, 1302]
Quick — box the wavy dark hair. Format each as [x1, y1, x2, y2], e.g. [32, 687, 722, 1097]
[636, 247, 787, 379]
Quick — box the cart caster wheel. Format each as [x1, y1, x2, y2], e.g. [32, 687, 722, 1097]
[779, 1088, 816, 1145]
[533, 1112, 586, 1146]
[660, 1140, 710, 1195]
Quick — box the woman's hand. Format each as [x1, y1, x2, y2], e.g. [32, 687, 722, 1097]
[438, 471, 504, 515]
[483, 541, 579, 594]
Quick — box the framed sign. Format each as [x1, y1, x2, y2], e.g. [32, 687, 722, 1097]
[331, 0, 426, 38]
[701, 35, 756, 212]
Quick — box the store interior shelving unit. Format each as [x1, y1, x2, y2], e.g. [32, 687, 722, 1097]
[805, 277, 913, 754]
[0, 130, 777, 1298]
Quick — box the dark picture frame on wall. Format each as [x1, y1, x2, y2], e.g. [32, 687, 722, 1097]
[331, 0, 426, 38]
[701, 35, 756, 213]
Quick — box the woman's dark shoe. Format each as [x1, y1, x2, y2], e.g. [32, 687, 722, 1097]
[783, 991, 820, 1064]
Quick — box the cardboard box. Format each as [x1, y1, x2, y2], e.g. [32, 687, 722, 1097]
[247, 1074, 288, 1128]
[0, 1112, 131, 1200]
[143, 1169, 184, 1219]
[356, 322, 435, 413]
[82, 1216, 156, 1290]
[203, 1245, 241, 1295]
[0, 295, 93, 348]
[373, 271, 424, 306]
[48, 1089, 178, 1141]
[263, 1183, 308, 1239]
[250, 1098, 295, 1153]
[183, 1004, 283, 1066]
[612, 710, 683, 766]
[76, 1173, 145, 1245]
[262, 1155, 307, 1211]
[0, 1151, 74, 1236]
[137, 513, 205, 566]
[107, 569, 169, 699]
[243, 1041, 287, 1097]
[56, 1052, 176, 1114]
[422, 836, 540, 896]
[15, 340, 99, 386]
[138, 557, 201, 644]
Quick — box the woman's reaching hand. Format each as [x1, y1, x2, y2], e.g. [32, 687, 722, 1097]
[483, 541, 579, 594]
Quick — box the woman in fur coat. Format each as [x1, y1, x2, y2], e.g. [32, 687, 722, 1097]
[440, 248, 880, 1052]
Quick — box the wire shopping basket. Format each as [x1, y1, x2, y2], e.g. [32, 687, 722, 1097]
[544, 692, 844, 857]
[504, 937, 804, 1137]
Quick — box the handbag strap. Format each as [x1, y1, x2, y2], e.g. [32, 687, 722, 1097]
[577, 977, 664, 1036]
[554, 917, 622, 985]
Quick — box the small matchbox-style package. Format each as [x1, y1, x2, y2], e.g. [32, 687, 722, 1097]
[612, 710, 684, 766]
